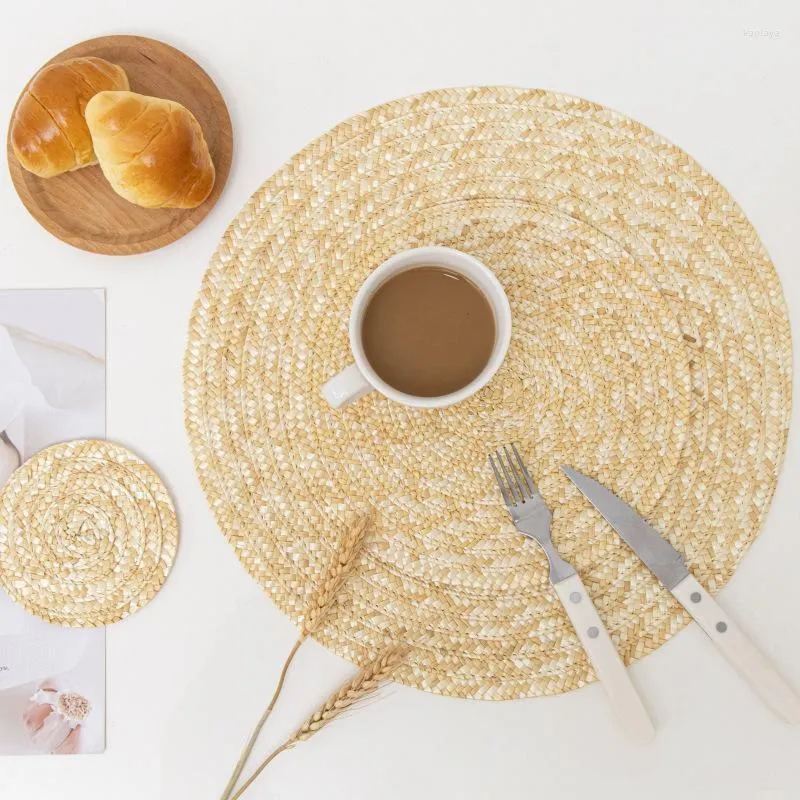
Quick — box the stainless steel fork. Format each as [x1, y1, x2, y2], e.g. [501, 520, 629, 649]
[490, 444, 655, 743]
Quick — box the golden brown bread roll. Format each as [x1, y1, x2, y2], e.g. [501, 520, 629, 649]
[10, 57, 130, 178]
[85, 91, 215, 209]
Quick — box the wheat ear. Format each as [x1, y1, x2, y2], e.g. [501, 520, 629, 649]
[220, 516, 369, 800]
[230, 646, 408, 800]
[301, 514, 369, 637]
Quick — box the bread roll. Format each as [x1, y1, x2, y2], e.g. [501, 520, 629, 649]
[85, 91, 215, 209]
[11, 57, 129, 178]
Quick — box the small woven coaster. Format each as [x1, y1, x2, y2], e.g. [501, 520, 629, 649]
[184, 87, 791, 699]
[0, 439, 178, 627]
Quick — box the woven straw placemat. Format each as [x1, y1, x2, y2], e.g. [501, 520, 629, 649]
[184, 87, 791, 699]
[0, 439, 178, 627]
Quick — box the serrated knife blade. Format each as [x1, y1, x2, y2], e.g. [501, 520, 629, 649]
[560, 465, 687, 589]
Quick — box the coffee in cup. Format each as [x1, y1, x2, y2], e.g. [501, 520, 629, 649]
[361, 266, 496, 397]
[322, 247, 511, 409]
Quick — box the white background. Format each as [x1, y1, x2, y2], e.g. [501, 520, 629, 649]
[1, 1, 799, 798]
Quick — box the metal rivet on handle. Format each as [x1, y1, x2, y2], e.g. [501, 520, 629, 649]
[570, 592, 582, 603]
[690, 592, 702, 603]
[716, 621, 728, 633]
[587, 627, 599, 639]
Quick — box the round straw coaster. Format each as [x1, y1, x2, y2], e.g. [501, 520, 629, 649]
[185, 87, 791, 699]
[0, 439, 178, 627]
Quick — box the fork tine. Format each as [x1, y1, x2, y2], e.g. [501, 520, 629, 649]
[495, 446, 522, 504]
[502, 444, 530, 500]
[510, 443, 537, 496]
[488, 453, 513, 508]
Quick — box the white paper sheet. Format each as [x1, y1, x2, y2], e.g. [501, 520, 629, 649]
[0, 289, 106, 755]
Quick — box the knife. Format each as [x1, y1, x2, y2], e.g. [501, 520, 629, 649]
[562, 465, 800, 724]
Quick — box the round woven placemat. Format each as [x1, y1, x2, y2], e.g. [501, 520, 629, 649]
[0, 439, 178, 627]
[184, 87, 791, 699]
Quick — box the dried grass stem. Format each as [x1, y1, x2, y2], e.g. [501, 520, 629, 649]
[230, 646, 407, 800]
[221, 516, 369, 800]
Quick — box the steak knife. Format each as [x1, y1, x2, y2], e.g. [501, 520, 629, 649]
[562, 465, 800, 724]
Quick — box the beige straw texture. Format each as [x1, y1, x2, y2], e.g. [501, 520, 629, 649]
[0, 439, 178, 627]
[184, 87, 791, 699]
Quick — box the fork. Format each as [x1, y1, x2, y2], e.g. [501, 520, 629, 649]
[489, 444, 655, 743]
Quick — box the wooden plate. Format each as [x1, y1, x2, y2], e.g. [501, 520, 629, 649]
[6, 35, 233, 255]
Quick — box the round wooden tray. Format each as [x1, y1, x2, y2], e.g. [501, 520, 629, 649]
[6, 35, 233, 255]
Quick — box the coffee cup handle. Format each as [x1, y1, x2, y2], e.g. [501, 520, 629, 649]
[322, 364, 373, 408]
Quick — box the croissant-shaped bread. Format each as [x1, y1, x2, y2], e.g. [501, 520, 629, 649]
[10, 57, 130, 178]
[85, 91, 215, 209]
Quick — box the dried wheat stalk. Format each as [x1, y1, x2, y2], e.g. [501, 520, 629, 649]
[302, 515, 368, 637]
[220, 516, 370, 800]
[230, 646, 408, 800]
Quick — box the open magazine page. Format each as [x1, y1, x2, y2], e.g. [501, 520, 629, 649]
[0, 289, 106, 755]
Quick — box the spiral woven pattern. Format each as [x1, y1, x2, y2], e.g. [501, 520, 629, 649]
[184, 87, 791, 699]
[0, 439, 178, 627]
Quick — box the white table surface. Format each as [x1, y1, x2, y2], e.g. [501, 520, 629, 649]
[2, 1, 799, 798]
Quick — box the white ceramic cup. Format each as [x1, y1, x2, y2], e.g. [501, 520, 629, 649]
[322, 246, 512, 409]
